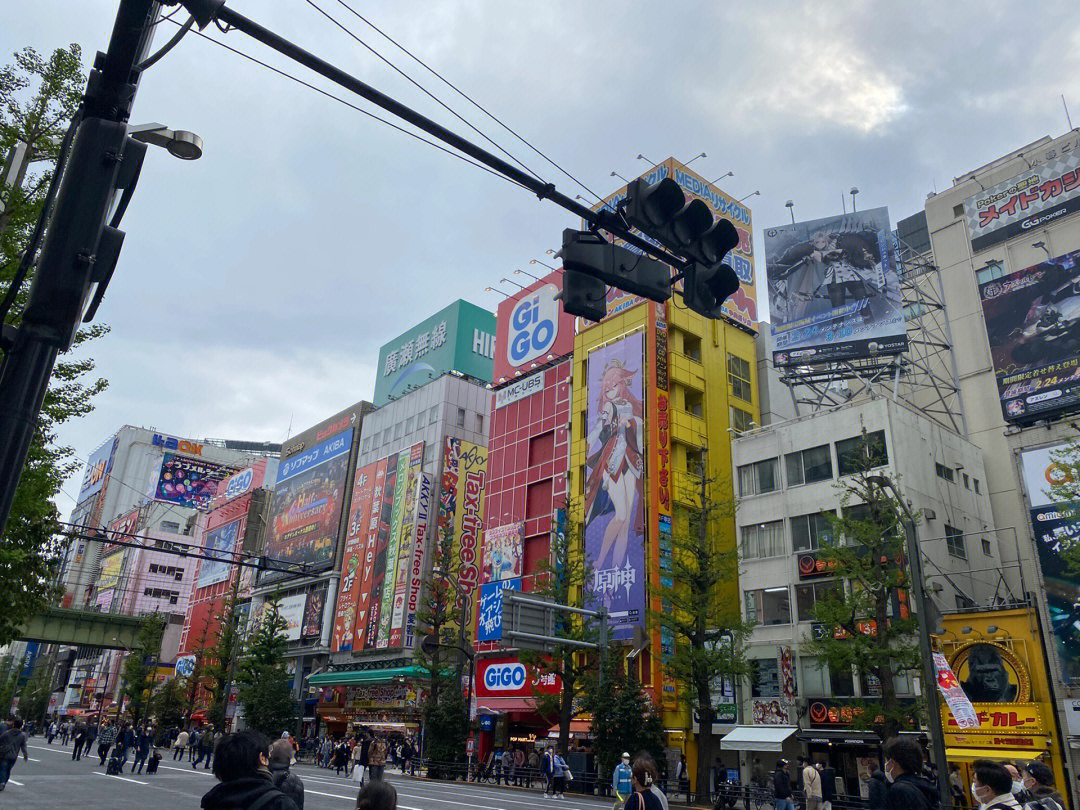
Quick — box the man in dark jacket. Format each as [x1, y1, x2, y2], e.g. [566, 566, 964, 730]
[201, 730, 298, 810]
[882, 736, 938, 810]
[774, 759, 795, 810]
[0, 717, 29, 791]
[268, 739, 305, 810]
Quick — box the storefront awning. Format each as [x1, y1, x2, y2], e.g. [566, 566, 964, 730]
[478, 698, 535, 713]
[797, 730, 881, 747]
[720, 725, 798, 752]
[308, 666, 429, 686]
[547, 720, 592, 738]
[947, 746, 1047, 761]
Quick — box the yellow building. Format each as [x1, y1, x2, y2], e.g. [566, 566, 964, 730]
[935, 607, 1070, 808]
[569, 293, 759, 786]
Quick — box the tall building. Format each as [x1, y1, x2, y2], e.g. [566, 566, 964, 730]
[922, 126, 1080, 777]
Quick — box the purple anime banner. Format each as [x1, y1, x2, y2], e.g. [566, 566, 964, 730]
[584, 330, 646, 640]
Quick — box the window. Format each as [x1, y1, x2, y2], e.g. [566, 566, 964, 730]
[529, 431, 555, 467]
[801, 658, 827, 697]
[404, 416, 415, 435]
[684, 334, 702, 363]
[952, 203, 964, 218]
[749, 658, 780, 697]
[741, 521, 784, 559]
[786, 445, 832, 486]
[945, 524, 966, 559]
[423, 443, 436, 466]
[835, 430, 887, 476]
[456, 407, 466, 428]
[935, 462, 955, 483]
[830, 664, 855, 697]
[738, 458, 779, 497]
[429, 406, 440, 425]
[730, 407, 754, 433]
[981, 538, 992, 556]
[728, 354, 752, 401]
[745, 587, 791, 625]
[160, 520, 180, 534]
[475, 413, 484, 433]
[974, 478, 981, 494]
[795, 580, 840, 622]
[791, 511, 835, 552]
[394, 421, 403, 440]
[684, 388, 703, 418]
[361, 437, 371, 453]
[685, 446, 704, 475]
[963, 472, 970, 489]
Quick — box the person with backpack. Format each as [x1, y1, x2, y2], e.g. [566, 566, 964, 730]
[802, 759, 823, 810]
[200, 730, 298, 810]
[368, 734, 387, 782]
[881, 736, 938, 810]
[190, 727, 201, 761]
[195, 726, 216, 769]
[269, 739, 305, 810]
[0, 717, 29, 791]
[1022, 761, 1066, 810]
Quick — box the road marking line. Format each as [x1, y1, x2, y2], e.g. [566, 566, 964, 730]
[156, 764, 214, 776]
[8, 780, 23, 786]
[29, 744, 71, 755]
[94, 770, 148, 785]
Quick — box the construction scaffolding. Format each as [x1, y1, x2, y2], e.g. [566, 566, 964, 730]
[777, 235, 965, 434]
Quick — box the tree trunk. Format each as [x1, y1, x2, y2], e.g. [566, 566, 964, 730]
[876, 586, 899, 739]
[696, 683, 713, 805]
[558, 659, 574, 754]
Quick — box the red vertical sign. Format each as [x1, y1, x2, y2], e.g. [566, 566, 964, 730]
[331, 462, 379, 652]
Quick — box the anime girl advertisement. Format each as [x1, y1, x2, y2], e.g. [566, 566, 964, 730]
[584, 330, 646, 638]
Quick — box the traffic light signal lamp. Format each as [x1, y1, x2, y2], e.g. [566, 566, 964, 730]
[557, 229, 671, 322]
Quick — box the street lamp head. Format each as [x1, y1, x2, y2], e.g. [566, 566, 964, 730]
[167, 130, 203, 160]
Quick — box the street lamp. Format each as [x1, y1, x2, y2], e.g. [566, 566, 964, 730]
[129, 123, 203, 160]
[738, 190, 761, 203]
[513, 267, 541, 282]
[610, 170, 629, 184]
[684, 151, 706, 166]
[850, 186, 859, 212]
[710, 171, 734, 185]
[483, 286, 510, 298]
[499, 277, 527, 291]
[530, 259, 558, 272]
[785, 200, 796, 224]
[865, 474, 952, 807]
[636, 153, 655, 165]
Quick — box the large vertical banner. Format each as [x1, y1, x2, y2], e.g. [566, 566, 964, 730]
[198, 520, 240, 589]
[404, 473, 433, 649]
[332, 461, 379, 652]
[439, 437, 488, 638]
[980, 248, 1080, 423]
[584, 331, 646, 640]
[364, 452, 400, 649]
[1020, 444, 1080, 681]
[376, 449, 415, 648]
[264, 429, 352, 579]
[388, 443, 425, 648]
[765, 207, 907, 366]
[353, 458, 388, 651]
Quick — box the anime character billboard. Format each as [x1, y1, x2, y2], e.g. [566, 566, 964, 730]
[584, 331, 646, 639]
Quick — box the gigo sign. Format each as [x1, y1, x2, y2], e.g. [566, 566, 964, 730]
[483, 662, 527, 692]
[224, 468, 254, 500]
[507, 284, 560, 368]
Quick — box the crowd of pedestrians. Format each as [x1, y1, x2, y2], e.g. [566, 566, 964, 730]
[310, 729, 411, 784]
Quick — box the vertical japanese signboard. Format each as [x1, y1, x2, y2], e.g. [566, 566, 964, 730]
[438, 437, 488, 637]
[389, 445, 426, 648]
[332, 461, 378, 652]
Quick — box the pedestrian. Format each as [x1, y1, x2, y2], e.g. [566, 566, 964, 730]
[351, 737, 364, 782]
[868, 769, 888, 810]
[190, 727, 201, 761]
[269, 738, 305, 810]
[514, 746, 525, 786]
[146, 745, 162, 775]
[62, 720, 72, 745]
[818, 762, 836, 810]
[549, 748, 569, 800]
[971, 760, 1022, 810]
[950, 764, 969, 807]
[71, 723, 86, 761]
[48, 720, 58, 744]
[633, 752, 669, 810]
[503, 747, 515, 786]
[675, 753, 689, 795]
[774, 759, 795, 810]
[614, 752, 634, 805]
[623, 759, 664, 810]
[356, 779, 397, 810]
[333, 739, 349, 776]
[881, 736, 938, 810]
[359, 731, 372, 784]
[97, 720, 118, 765]
[200, 730, 298, 810]
[0, 717, 29, 792]
[1022, 760, 1066, 810]
[527, 748, 540, 790]
[195, 725, 215, 769]
[802, 759, 822, 810]
[542, 745, 554, 797]
[132, 726, 152, 773]
[368, 734, 387, 782]
[752, 757, 765, 789]
[402, 737, 415, 777]
[174, 727, 190, 760]
[115, 723, 135, 768]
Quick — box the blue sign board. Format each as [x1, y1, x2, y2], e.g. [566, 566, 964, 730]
[477, 578, 521, 642]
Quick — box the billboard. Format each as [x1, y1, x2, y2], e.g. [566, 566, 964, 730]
[477, 577, 521, 642]
[980, 248, 1080, 423]
[332, 461, 380, 652]
[79, 435, 118, 501]
[963, 157, 1080, 253]
[373, 300, 497, 406]
[275, 593, 307, 641]
[303, 583, 327, 638]
[493, 271, 576, 385]
[95, 550, 127, 613]
[264, 428, 352, 578]
[105, 508, 139, 554]
[475, 656, 561, 700]
[362, 452, 403, 649]
[586, 158, 757, 332]
[765, 207, 907, 366]
[1020, 444, 1080, 681]
[393, 471, 432, 649]
[383, 444, 425, 649]
[153, 453, 231, 509]
[438, 437, 488, 636]
[584, 330, 646, 639]
[482, 522, 523, 583]
[198, 519, 240, 589]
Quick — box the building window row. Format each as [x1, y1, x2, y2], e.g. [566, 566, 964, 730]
[738, 430, 889, 497]
[727, 354, 753, 402]
[143, 587, 180, 604]
[750, 654, 914, 699]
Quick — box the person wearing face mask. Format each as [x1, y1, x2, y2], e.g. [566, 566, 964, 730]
[881, 737, 939, 810]
[970, 760, 1021, 810]
[1020, 761, 1065, 810]
[613, 753, 634, 806]
[1002, 763, 1031, 805]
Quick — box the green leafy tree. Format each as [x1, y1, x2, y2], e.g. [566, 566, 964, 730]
[806, 433, 922, 739]
[0, 45, 110, 646]
[149, 675, 189, 734]
[653, 456, 752, 799]
[18, 661, 50, 722]
[120, 614, 166, 726]
[0, 655, 20, 716]
[518, 503, 598, 754]
[204, 590, 243, 730]
[237, 599, 295, 736]
[185, 610, 214, 725]
[584, 655, 664, 788]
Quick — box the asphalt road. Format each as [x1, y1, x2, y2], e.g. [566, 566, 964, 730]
[10, 739, 622, 810]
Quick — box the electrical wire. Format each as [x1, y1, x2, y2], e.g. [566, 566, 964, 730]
[304, 0, 545, 189]
[331, 0, 605, 205]
[169, 19, 532, 194]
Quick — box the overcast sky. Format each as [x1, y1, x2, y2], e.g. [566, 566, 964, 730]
[5, 1, 1079, 510]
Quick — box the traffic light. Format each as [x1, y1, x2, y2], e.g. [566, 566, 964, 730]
[624, 177, 742, 318]
[559, 266, 607, 323]
[21, 116, 146, 349]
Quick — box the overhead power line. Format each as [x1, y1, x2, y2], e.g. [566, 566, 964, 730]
[170, 19, 533, 194]
[331, 0, 605, 205]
